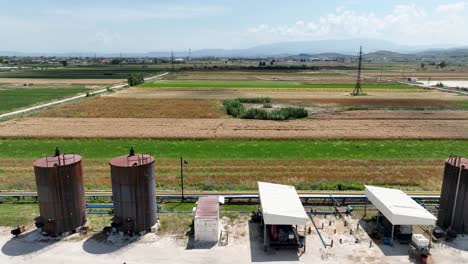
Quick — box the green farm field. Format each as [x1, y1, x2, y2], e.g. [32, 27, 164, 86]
[0, 66, 163, 79]
[0, 87, 89, 114]
[1, 139, 467, 159]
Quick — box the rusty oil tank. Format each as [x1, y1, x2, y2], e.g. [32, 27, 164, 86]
[437, 156, 468, 233]
[110, 148, 156, 234]
[33, 148, 86, 235]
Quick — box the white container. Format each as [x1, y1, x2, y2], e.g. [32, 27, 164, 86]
[412, 234, 429, 248]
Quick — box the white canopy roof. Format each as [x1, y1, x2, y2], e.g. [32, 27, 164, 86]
[365, 185, 437, 226]
[258, 182, 307, 225]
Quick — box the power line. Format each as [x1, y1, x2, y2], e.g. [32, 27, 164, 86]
[351, 46, 364, 96]
[171, 50, 174, 71]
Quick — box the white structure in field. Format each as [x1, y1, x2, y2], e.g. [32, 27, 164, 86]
[258, 181, 308, 251]
[365, 185, 437, 244]
[365, 185, 437, 226]
[194, 196, 221, 242]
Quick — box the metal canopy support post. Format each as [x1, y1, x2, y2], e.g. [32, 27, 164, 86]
[304, 225, 307, 253]
[429, 225, 433, 250]
[264, 223, 267, 252]
[364, 202, 367, 218]
[390, 225, 394, 245]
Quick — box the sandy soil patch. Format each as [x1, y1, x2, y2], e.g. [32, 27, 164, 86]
[0, 117, 466, 139]
[424, 80, 468, 88]
[0, 78, 124, 85]
[363, 71, 468, 78]
[35, 98, 224, 118]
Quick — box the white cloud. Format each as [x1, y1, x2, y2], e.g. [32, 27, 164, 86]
[436, 2, 465, 12]
[48, 5, 226, 22]
[247, 4, 468, 45]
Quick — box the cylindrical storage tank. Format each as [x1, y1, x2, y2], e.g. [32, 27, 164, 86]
[33, 151, 86, 235]
[437, 157, 468, 233]
[110, 150, 156, 234]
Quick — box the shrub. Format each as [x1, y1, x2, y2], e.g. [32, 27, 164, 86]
[270, 107, 308, 120]
[223, 99, 245, 117]
[263, 103, 272, 108]
[127, 73, 145, 86]
[241, 108, 268, 119]
[223, 98, 308, 120]
[237, 97, 271, 104]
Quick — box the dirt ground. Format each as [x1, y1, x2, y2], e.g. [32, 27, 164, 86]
[35, 97, 225, 118]
[109, 87, 465, 101]
[0, 117, 467, 139]
[0, 78, 124, 84]
[315, 110, 468, 120]
[1, 217, 467, 264]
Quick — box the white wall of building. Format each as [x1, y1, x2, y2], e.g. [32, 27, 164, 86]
[194, 218, 220, 242]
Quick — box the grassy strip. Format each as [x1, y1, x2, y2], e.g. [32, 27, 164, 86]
[140, 81, 414, 89]
[0, 203, 38, 227]
[0, 88, 89, 113]
[0, 139, 467, 159]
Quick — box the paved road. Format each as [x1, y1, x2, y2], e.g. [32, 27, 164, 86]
[0, 72, 169, 120]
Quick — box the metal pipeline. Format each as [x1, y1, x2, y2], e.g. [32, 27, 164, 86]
[307, 211, 329, 248]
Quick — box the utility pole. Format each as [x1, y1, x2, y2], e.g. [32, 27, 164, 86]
[189, 48, 191, 63]
[171, 50, 174, 72]
[351, 46, 364, 96]
[180, 157, 188, 201]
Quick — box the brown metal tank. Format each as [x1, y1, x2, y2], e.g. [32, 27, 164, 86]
[437, 156, 468, 233]
[33, 149, 86, 235]
[110, 149, 156, 234]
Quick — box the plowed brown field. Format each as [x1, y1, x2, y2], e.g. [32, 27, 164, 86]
[109, 87, 461, 100]
[36, 97, 224, 118]
[315, 110, 468, 120]
[0, 117, 467, 139]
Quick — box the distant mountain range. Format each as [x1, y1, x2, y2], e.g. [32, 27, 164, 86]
[1, 39, 468, 61]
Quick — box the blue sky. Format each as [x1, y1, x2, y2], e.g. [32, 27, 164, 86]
[1, 0, 467, 52]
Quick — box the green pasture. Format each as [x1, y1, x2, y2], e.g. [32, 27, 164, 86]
[0, 88, 89, 114]
[0, 139, 466, 159]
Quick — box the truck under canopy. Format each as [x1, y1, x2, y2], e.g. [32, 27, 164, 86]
[258, 182, 307, 226]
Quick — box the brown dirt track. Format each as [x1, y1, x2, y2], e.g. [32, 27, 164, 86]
[36, 97, 225, 118]
[0, 117, 467, 139]
[0, 158, 444, 191]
